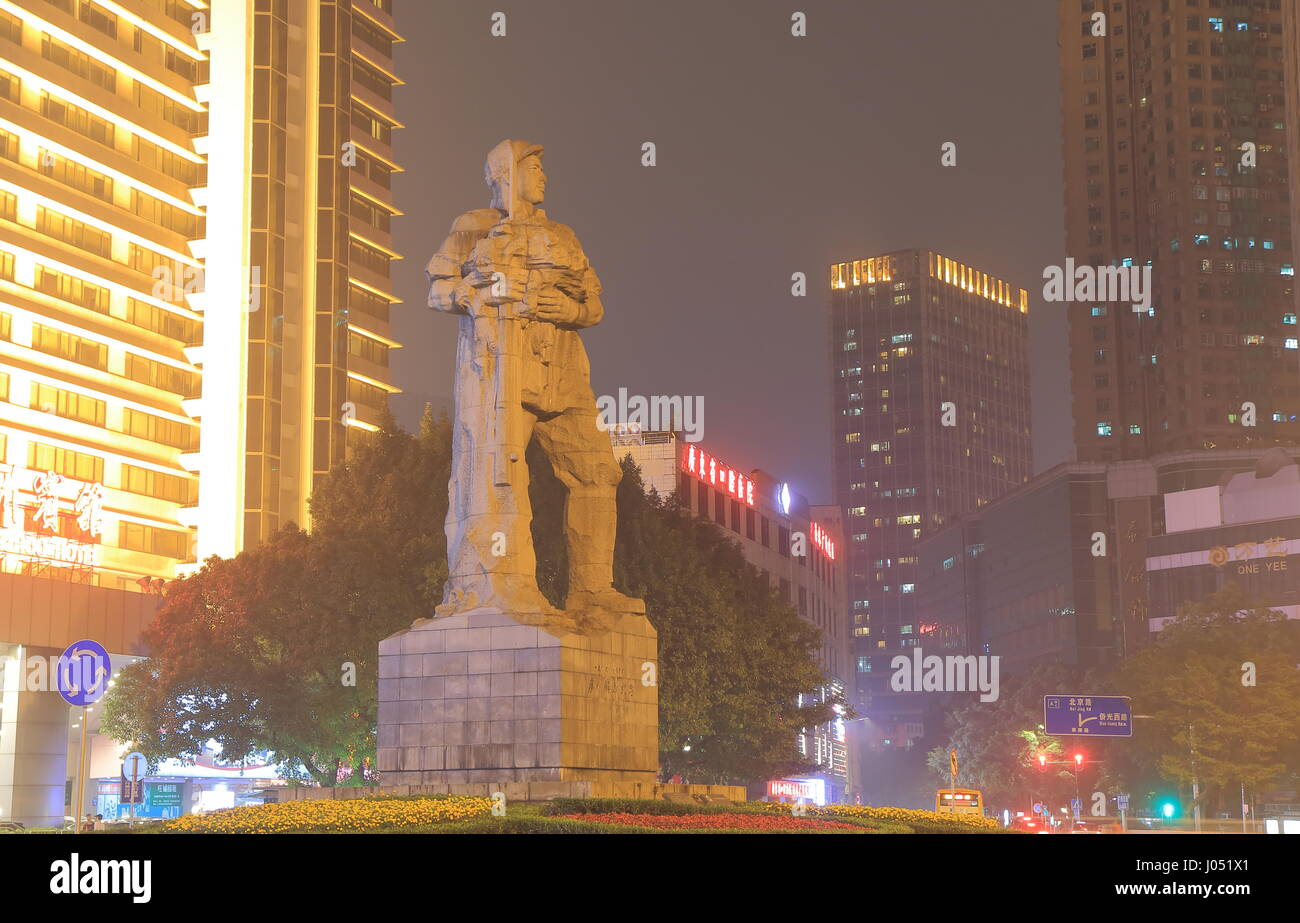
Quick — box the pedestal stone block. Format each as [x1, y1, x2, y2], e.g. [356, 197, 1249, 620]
[378, 608, 658, 785]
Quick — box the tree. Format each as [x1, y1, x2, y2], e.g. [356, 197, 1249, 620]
[102, 414, 450, 785]
[103, 414, 838, 788]
[610, 460, 844, 784]
[925, 663, 1092, 810]
[1115, 583, 1300, 816]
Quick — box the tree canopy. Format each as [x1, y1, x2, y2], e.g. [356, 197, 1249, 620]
[102, 414, 840, 787]
[925, 584, 1300, 816]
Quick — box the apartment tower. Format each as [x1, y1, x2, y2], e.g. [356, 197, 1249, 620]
[1059, 0, 1296, 462]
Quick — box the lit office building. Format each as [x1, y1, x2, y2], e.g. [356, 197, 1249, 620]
[614, 429, 852, 801]
[828, 249, 1033, 737]
[0, 0, 402, 826]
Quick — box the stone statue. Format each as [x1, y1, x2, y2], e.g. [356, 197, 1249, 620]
[426, 140, 644, 625]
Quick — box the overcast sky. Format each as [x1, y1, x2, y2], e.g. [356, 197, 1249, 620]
[388, 0, 1068, 501]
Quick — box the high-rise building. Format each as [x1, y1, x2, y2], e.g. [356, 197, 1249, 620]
[1286, 0, 1300, 318]
[828, 249, 1032, 727]
[0, 0, 402, 826]
[0, 0, 402, 587]
[1059, 0, 1296, 463]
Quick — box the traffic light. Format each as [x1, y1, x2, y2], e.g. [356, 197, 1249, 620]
[1073, 752, 1084, 767]
[1037, 752, 1047, 769]
[1160, 800, 1177, 819]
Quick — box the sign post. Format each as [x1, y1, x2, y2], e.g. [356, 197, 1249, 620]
[949, 748, 958, 798]
[1117, 793, 1130, 831]
[121, 751, 147, 827]
[76, 712, 87, 831]
[1043, 695, 1133, 737]
[56, 640, 111, 833]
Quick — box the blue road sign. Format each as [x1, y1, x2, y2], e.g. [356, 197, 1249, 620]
[1043, 694, 1132, 737]
[56, 640, 111, 707]
[1116, 793, 1130, 812]
[1071, 798, 1082, 818]
[1032, 802, 1043, 815]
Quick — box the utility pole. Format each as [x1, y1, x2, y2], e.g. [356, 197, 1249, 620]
[1189, 723, 1201, 833]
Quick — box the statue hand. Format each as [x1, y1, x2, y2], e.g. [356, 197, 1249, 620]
[530, 292, 581, 325]
[465, 267, 528, 308]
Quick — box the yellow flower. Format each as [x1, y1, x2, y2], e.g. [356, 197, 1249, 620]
[162, 795, 492, 834]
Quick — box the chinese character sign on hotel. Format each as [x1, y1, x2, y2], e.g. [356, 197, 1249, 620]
[0, 464, 103, 568]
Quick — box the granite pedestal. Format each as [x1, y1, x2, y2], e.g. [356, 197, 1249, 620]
[377, 608, 658, 785]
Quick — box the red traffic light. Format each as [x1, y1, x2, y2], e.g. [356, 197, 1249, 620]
[1073, 753, 1084, 766]
[1037, 752, 1047, 768]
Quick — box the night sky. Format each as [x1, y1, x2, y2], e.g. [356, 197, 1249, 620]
[389, 0, 1067, 502]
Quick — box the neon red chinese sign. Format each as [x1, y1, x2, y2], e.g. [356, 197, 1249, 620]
[683, 444, 754, 507]
[811, 521, 836, 562]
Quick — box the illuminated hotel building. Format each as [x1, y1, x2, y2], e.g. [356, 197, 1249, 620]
[1059, 0, 1297, 462]
[828, 249, 1032, 736]
[0, 0, 402, 826]
[612, 429, 853, 801]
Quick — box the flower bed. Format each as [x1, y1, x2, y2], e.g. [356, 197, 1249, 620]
[163, 794, 493, 834]
[544, 798, 1006, 833]
[755, 802, 1005, 832]
[556, 812, 868, 832]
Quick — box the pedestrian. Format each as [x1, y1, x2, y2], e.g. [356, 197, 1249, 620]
[93, 814, 105, 831]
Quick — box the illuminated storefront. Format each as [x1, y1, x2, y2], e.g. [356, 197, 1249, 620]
[1146, 452, 1300, 629]
[92, 743, 287, 822]
[766, 777, 827, 806]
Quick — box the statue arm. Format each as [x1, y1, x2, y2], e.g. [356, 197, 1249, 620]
[427, 243, 470, 315]
[426, 210, 501, 314]
[564, 266, 603, 328]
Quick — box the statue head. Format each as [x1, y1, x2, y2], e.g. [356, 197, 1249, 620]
[485, 139, 545, 216]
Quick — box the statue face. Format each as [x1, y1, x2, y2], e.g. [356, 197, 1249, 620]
[517, 154, 546, 206]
